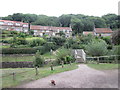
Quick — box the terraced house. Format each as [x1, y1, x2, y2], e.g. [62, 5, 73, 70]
[0, 20, 72, 37]
[83, 28, 113, 36]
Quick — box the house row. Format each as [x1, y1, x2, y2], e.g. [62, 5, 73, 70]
[83, 28, 113, 37]
[0, 20, 72, 37]
[0, 20, 113, 37]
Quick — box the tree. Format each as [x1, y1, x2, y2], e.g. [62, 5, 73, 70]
[34, 50, 44, 67]
[57, 31, 65, 36]
[102, 14, 118, 29]
[112, 30, 120, 45]
[85, 39, 108, 56]
[59, 14, 72, 27]
[71, 18, 84, 34]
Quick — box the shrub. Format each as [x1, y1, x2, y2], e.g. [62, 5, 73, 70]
[2, 48, 37, 54]
[34, 46, 46, 54]
[56, 48, 74, 64]
[101, 36, 111, 45]
[112, 30, 120, 45]
[7, 34, 14, 37]
[10, 31, 18, 34]
[16, 38, 27, 45]
[2, 30, 10, 34]
[49, 37, 66, 46]
[28, 38, 46, 47]
[33, 50, 44, 67]
[85, 39, 108, 56]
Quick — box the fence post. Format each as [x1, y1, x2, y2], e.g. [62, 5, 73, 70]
[97, 57, 99, 64]
[35, 67, 38, 75]
[115, 56, 117, 64]
[50, 63, 54, 71]
[69, 61, 71, 65]
[12, 72, 15, 80]
[61, 61, 64, 68]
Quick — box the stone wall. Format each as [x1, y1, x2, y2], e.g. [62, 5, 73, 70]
[1, 60, 54, 68]
[1, 62, 34, 68]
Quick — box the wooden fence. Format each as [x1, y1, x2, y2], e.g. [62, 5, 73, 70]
[86, 55, 120, 64]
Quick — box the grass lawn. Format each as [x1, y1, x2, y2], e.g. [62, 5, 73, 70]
[42, 52, 56, 59]
[1, 63, 78, 88]
[2, 55, 34, 62]
[2, 52, 56, 62]
[87, 63, 119, 70]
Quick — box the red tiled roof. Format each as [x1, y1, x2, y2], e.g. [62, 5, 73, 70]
[30, 25, 72, 31]
[0, 20, 72, 31]
[83, 31, 94, 35]
[95, 28, 113, 33]
[0, 20, 28, 25]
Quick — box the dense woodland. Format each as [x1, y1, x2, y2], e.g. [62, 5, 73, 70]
[1, 13, 119, 34]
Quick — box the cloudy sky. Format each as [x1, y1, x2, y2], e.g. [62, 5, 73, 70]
[0, 0, 119, 17]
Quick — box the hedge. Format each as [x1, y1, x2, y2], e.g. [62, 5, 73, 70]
[2, 48, 37, 54]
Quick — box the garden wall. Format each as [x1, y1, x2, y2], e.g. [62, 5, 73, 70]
[2, 62, 34, 68]
[1, 60, 53, 68]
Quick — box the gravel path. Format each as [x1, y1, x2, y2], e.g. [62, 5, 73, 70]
[17, 64, 118, 88]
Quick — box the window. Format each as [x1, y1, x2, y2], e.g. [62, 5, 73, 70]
[16, 23, 20, 26]
[0, 22, 4, 25]
[23, 24, 28, 27]
[8, 23, 13, 25]
[34, 30, 37, 32]
[16, 28, 20, 31]
[46, 30, 49, 32]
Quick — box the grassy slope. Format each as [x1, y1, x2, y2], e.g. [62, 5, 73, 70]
[2, 52, 56, 62]
[87, 64, 119, 70]
[2, 63, 78, 88]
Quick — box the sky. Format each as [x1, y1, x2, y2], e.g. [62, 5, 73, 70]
[0, 0, 119, 17]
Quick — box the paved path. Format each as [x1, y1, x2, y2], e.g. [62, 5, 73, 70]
[17, 64, 118, 88]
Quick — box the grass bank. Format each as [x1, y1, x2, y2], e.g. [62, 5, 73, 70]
[2, 63, 78, 88]
[87, 64, 119, 70]
[2, 53, 56, 62]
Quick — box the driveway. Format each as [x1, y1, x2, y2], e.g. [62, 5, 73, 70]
[17, 64, 118, 88]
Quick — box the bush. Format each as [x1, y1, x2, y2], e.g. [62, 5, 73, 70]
[2, 48, 37, 54]
[33, 50, 44, 67]
[7, 34, 14, 37]
[34, 46, 46, 54]
[85, 39, 108, 56]
[10, 31, 18, 34]
[28, 38, 46, 47]
[56, 48, 74, 64]
[101, 36, 111, 45]
[16, 38, 27, 45]
[2, 30, 10, 34]
[112, 30, 120, 45]
[49, 37, 66, 46]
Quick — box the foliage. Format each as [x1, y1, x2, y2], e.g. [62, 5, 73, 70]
[101, 36, 111, 45]
[102, 14, 118, 29]
[49, 37, 66, 46]
[85, 39, 108, 56]
[57, 31, 65, 36]
[34, 50, 44, 67]
[56, 48, 74, 64]
[27, 38, 46, 47]
[112, 30, 120, 45]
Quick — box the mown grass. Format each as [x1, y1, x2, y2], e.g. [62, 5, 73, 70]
[2, 53, 56, 62]
[2, 63, 78, 88]
[87, 63, 119, 70]
[2, 55, 34, 62]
